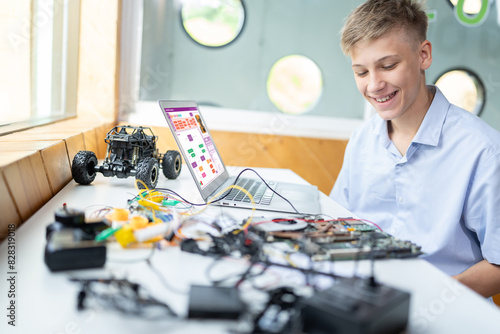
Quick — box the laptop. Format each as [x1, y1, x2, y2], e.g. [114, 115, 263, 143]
[158, 100, 321, 215]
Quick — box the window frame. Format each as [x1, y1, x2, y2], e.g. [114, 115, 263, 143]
[179, 0, 247, 49]
[0, 0, 80, 136]
[434, 67, 486, 116]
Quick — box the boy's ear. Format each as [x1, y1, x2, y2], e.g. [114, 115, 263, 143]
[420, 40, 432, 70]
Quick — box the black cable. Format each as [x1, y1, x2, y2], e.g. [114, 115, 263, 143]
[70, 277, 178, 318]
[205, 256, 227, 284]
[205, 253, 267, 287]
[260, 259, 343, 280]
[234, 252, 262, 288]
[156, 168, 300, 213]
[146, 258, 189, 295]
[228, 168, 300, 214]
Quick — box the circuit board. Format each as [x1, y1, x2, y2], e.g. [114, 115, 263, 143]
[253, 218, 422, 261]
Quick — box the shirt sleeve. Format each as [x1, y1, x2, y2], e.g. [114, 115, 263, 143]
[463, 151, 500, 265]
[330, 139, 352, 209]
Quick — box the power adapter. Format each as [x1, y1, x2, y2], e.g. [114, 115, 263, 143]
[188, 285, 244, 320]
[301, 277, 410, 334]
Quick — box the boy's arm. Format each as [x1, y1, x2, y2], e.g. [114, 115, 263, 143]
[453, 260, 500, 298]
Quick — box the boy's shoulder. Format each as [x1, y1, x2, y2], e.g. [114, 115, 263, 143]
[444, 102, 500, 153]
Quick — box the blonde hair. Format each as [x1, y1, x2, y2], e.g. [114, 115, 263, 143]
[340, 0, 428, 55]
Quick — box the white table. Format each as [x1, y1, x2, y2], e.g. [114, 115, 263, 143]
[1, 167, 499, 334]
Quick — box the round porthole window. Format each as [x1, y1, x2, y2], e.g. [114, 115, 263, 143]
[435, 69, 485, 116]
[266, 55, 323, 115]
[448, 0, 483, 14]
[181, 0, 245, 48]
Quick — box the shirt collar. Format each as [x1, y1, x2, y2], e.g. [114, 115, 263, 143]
[372, 85, 450, 147]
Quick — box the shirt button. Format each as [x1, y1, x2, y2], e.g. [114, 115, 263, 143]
[390, 229, 396, 235]
[399, 197, 404, 203]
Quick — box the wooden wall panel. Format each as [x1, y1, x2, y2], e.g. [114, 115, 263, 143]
[0, 151, 38, 167]
[83, 129, 98, 155]
[0, 140, 61, 151]
[65, 133, 85, 166]
[0, 173, 22, 240]
[1, 152, 52, 221]
[65, 133, 86, 166]
[211, 132, 348, 194]
[0, 131, 83, 142]
[494, 294, 500, 307]
[95, 123, 110, 159]
[40, 141, 72, 195]
[2, 163, 30, 221]
[150, 125, 181, 153]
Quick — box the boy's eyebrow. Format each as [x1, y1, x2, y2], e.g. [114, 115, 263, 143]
[352, 55, 400, 68]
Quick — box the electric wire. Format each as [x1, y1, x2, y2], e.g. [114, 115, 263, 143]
[156, 167, 300, 214]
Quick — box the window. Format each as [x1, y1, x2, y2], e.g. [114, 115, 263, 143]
[448, 0, 483, 14]
[435, 69, 485, 116]
[0, 0, 79, 135]
[267, 55, 323, 115]
[181, 0, 245, 48]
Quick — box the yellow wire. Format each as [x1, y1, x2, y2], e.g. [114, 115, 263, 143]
[175, 184, 256, 233]
[285, 253, 297, 267]
[263, 248, 298, 268]
[133, 178, 256, 233]
[134, 178, 149, 193]
[209, 184, 256, 234]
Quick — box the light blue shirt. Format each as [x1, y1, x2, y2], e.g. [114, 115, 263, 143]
[331, 86, 500, 276]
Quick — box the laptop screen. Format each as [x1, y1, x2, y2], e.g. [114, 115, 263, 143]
[162, 106, 225, 190]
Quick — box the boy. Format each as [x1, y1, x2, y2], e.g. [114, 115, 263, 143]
[331, 0, 500, 298]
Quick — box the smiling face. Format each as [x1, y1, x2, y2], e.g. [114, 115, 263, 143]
[350, 29, 432, 123]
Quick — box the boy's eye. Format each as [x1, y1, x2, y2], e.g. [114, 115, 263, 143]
[382, 63, 397, 70]
[355, 71, 368, 77]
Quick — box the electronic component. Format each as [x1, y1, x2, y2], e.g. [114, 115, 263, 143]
[54, 203, 85, 226]
[188, 285, 244, 319]
[301, 277, 410, 334]
[45, 229, 106, 271]
[72, 277, 176, 318]
[252, 217, 308, 232]
[252, 287, 303, 334]
[311, 234, 421, 261]
[258, 217, 422, 261]
[44, 205, 109, 271]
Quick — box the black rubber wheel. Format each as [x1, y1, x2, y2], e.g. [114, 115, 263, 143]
[162, 150, 182, 179]
[72, 151, 98, 185]
[136, 157, 160, 189]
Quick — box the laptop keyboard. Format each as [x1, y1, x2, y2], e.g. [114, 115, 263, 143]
[221, 178, 275, 205]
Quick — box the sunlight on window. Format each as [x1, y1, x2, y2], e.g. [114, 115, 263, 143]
[435, 69, 485, 116]
[181, 0, 245, 47]
[449, 0, 482, 14]
[267, 55, 323, 115]
[0, 0, 31, 126]
[0, 0, 77, 132]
